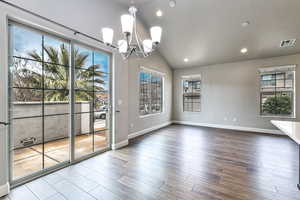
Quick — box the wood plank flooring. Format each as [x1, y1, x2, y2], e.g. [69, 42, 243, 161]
[1, 124, 300, 200]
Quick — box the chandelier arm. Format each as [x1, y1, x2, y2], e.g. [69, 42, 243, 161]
[125, 30, 133, 47]
[128, 25, 133, 45]
[129, 48, 135, 57]
[123, 48, 135, 60]
[125, 33, 131, 52]
[133, 11, 147, 57]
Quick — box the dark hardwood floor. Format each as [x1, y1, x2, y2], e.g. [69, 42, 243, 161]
[2, 125, 300, 200]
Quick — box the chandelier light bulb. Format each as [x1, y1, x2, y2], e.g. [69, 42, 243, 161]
[143, 39, 153, 53]
[118, 40, 128, 53]
[102, 28, 114, 45]
[121, 14, 134, 34]
[150, 26, 162, 44]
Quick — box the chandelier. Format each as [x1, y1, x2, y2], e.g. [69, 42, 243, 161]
[101, 6, 162, 59]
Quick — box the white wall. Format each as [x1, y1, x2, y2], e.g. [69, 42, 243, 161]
[126, 19, 173, 136]
[128, 52, 173, 135]
[0, 0, 172, 193]
[173, 54, 300, 131]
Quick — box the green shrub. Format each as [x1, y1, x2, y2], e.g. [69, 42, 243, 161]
[262, 96, 292, 115]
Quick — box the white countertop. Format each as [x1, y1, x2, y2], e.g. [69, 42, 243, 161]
[271, 120, 300, 144]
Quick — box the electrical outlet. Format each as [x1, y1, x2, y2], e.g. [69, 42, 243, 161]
[130, 123, 134, 128]
[224, 117, 227, 121]
[233, 118, 237, 122]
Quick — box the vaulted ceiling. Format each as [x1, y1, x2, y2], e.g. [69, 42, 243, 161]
[116, 0, 300, 68]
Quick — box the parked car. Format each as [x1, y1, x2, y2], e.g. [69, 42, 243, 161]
[95, 111, 106, 119]
[99, 105, 107, 110]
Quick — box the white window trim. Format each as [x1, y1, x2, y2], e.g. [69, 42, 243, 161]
[140, 66, 166, 76]
[258, 65, 296, 118]
[140, 112, 163, 118]
[182, 74, 201, 80]
[259, 65, 296, 73]
[139, 66, 165, 117]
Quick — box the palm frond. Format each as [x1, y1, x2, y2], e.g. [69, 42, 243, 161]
[27, 51, 43, 63]
[15, 45, 106, 102]
[44, 46, 59, 64]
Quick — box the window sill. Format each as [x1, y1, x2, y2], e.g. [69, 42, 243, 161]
[140, 112, 163, 118]
[260, 115, 296, 119]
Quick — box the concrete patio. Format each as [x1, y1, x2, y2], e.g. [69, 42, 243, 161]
[12, 130, 108, 179]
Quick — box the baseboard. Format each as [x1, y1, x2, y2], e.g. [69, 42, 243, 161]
[172, 121, 284, 135]
[111, 140, 129, 150]
[128, 121, 172, 139]
[0, 182, 9, 197]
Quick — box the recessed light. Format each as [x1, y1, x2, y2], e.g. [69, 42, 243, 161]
[156, 10, 163, 17]
[169, 0, 176, 8]
[241, 21, 250, 27]
[184, 58, 189, 62]
[240, 48, 248, 54]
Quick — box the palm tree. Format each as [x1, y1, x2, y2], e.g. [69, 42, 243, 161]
[13, 44, 105, 105]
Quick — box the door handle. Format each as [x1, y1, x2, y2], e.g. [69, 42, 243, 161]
[115, 110, 121, 113]
[0, 122, 10, 126]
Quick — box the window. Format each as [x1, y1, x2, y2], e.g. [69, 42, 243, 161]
[259, 65, 296, 117]
[139, 68, 163, 116]
[183, 75, 201, 112]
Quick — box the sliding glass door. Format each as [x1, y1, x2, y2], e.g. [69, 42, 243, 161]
[73, 44, 111, 159]
[8, 21, 111, 184]
[9, 22, 71, 181]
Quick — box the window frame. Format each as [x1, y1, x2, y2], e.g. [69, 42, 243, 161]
[139, 67, 164, 117]
[259, 65, 296, 118]
[182, 75, 201, 113]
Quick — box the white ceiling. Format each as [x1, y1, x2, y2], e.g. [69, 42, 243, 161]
[115, 0, 300, 68]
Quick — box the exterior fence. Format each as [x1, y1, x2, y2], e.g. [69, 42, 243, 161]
[12, 101, 93, 149]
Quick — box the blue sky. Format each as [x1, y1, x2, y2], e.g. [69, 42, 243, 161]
[12, 24, 110, 90]
[140, 71, 162, 83]
[12, 25, 110, 74]
[12, 25, 42, 58]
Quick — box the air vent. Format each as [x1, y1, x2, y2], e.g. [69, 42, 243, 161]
[21, 137, 37, 147]
[280, 39, 296, 48]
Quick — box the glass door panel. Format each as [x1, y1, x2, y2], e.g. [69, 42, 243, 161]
[11, 117, 43, 179]
[93, 51, 110, 151]
[74, 112, 94, 158]
[44, 114, 70, 168]
[9, 23, 70, 181]
[74, 44, 110, 159]
[93, 72, 109, 141]
[74, 45, 94, 159]
[94, 91, 109, 151]
[9, 22, 44, 179]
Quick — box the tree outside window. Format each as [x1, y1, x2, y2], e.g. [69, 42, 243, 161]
[259, 66, 295, 117]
